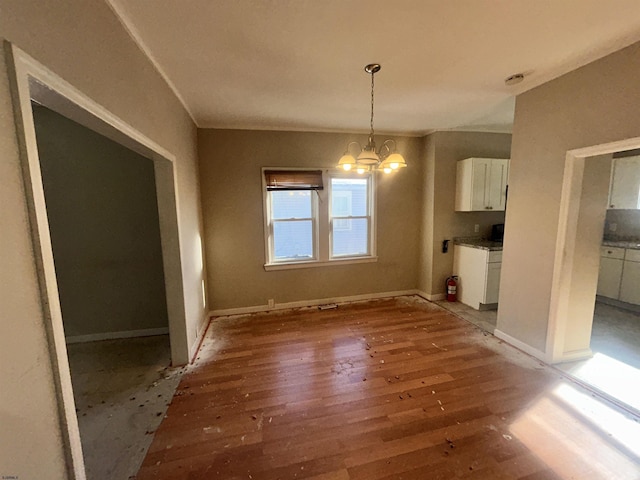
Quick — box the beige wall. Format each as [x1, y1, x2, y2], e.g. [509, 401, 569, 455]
[0, 0, 203, 477]
[418, 131, 512, 296]
[199, 129, 423, 311]
[498, 40, 640, 353]
[34, 106, 168, 337]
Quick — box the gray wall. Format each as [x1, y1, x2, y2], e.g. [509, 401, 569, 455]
[498, 40, 640, 353]
[418, 131, 512, 296]
[0, 0, 204, 476]
[34, 106, 168, 337]
[199, 129, 423, 311]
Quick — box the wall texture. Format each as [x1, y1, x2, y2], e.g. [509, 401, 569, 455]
[498, 40, 640, 353]
[34, 106, 168, 338]
[418, 131, 512, 296]
[199, 129, 423, 311]
[0, 0, 203, 477]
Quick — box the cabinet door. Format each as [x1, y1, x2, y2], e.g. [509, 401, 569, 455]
[620, 260, 640, 305]
[484, 262, 501, 304]
[487, 159, 509, 211]
[609, 156, 640, 209]
[471, 159, 491, 211]
[597, 257, 623, 299]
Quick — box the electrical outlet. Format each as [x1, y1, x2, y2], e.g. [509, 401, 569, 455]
[268, 298, 275, 308]
[474, 224, 480, 233]
[609, 223, 617, 232]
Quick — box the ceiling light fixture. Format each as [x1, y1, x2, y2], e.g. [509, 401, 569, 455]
[337, 64, 407, 174]
[505, 73, 525, 86]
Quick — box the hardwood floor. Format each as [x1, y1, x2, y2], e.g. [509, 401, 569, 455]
[135, 297, 640, 479]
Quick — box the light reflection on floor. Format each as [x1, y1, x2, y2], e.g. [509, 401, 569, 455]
[510, 380, 640, 479]
[558, 353, 640, 413]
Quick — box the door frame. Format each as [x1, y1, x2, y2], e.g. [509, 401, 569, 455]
[547, 136, 640, 363]
[4, 42, 190, 479]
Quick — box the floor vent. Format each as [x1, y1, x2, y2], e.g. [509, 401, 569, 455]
[318, 303, 338, 310]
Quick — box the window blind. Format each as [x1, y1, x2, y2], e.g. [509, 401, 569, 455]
[264, 170, 324, 191]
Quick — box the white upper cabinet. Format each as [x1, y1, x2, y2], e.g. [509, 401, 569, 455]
[455, 158, 510, 212]
[608, 155, 640, 209]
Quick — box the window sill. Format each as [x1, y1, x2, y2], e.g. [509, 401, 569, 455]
[264, 256, 378, 271]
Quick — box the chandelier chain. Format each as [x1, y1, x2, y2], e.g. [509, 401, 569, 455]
[370, 70, 375, 137]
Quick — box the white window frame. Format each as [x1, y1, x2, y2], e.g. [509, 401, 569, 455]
[262, 167, 377, 271]
[266, 189, 319, 264]
[328, 172, 374, 259]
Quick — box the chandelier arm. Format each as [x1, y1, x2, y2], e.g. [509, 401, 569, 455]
[346, 141, 363, 155]
[380, 139, 397, 159]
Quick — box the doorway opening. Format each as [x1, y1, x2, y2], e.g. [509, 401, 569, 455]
[548, 139, 640, 416]
[6, 43, 189, 479]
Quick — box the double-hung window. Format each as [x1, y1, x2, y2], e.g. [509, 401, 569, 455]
[264, 170, 322, 263]
[263, 168, 375, 270]
[330, 176, 371, 257]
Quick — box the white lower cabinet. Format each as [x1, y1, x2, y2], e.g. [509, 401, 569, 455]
[485, 262, 502, 304]
[598, 246, 640, 306]
[620, 249, 640, 305]
[597, 247, 624, 298]
[453, 245, 502, 310]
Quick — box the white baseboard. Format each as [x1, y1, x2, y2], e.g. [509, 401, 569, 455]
[209, 290, 420, 317]
[494, 329, 548, 362]
[555, 348, 593, 364]
[65, 327, 169, 344]
[416, 291, 446, 301]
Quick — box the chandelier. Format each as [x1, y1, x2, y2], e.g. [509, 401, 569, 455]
[337, 64, 407, 174]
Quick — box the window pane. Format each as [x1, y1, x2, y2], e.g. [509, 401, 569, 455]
[332, 218, 368, 257]
[331, 178, 367, 217]
[274, 220, 313, 260]
[271, 191, 312, 219]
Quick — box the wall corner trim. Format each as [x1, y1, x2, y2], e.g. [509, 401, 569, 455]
[494, 329, 548, 362]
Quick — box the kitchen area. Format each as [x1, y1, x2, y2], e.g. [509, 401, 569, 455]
[439, 149, 640, 414]
[435, 156, 509, 331]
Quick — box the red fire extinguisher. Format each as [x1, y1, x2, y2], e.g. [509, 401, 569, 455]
[446, 276, 458, 302]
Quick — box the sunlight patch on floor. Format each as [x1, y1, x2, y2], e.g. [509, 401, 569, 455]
[558, 352, 640, 413]
[510, 381, 640, 479]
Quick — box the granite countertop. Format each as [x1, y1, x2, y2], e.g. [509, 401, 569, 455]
[454, 237, 504, 251]
[602, 240, 640, 250]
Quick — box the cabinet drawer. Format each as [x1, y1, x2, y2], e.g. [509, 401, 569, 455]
[625, 248, 640, 262]
[488, 251, 502, 263]
[600, 246, 625, 259]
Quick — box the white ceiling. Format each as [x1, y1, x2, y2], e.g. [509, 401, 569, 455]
[108, 0, 640, 135]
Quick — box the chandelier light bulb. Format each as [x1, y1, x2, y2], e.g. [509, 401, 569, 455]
[342, 163, 352, 171]
[383, 167, 392, 174]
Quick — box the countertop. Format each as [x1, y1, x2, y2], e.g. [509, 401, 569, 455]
[454, 238, 503, 251]
[454, 238, 640, 252]
[602, 240, 640, 250]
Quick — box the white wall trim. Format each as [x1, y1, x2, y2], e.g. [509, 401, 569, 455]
[494, 329, 548, 362]
[556, 348, 593, 363]
[546, 136, 640, 363]
[105, 0, 197, 126]
[4, 41, 191, 480]
[65, 327, 169, 344]
[209, 290, 419, 317]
